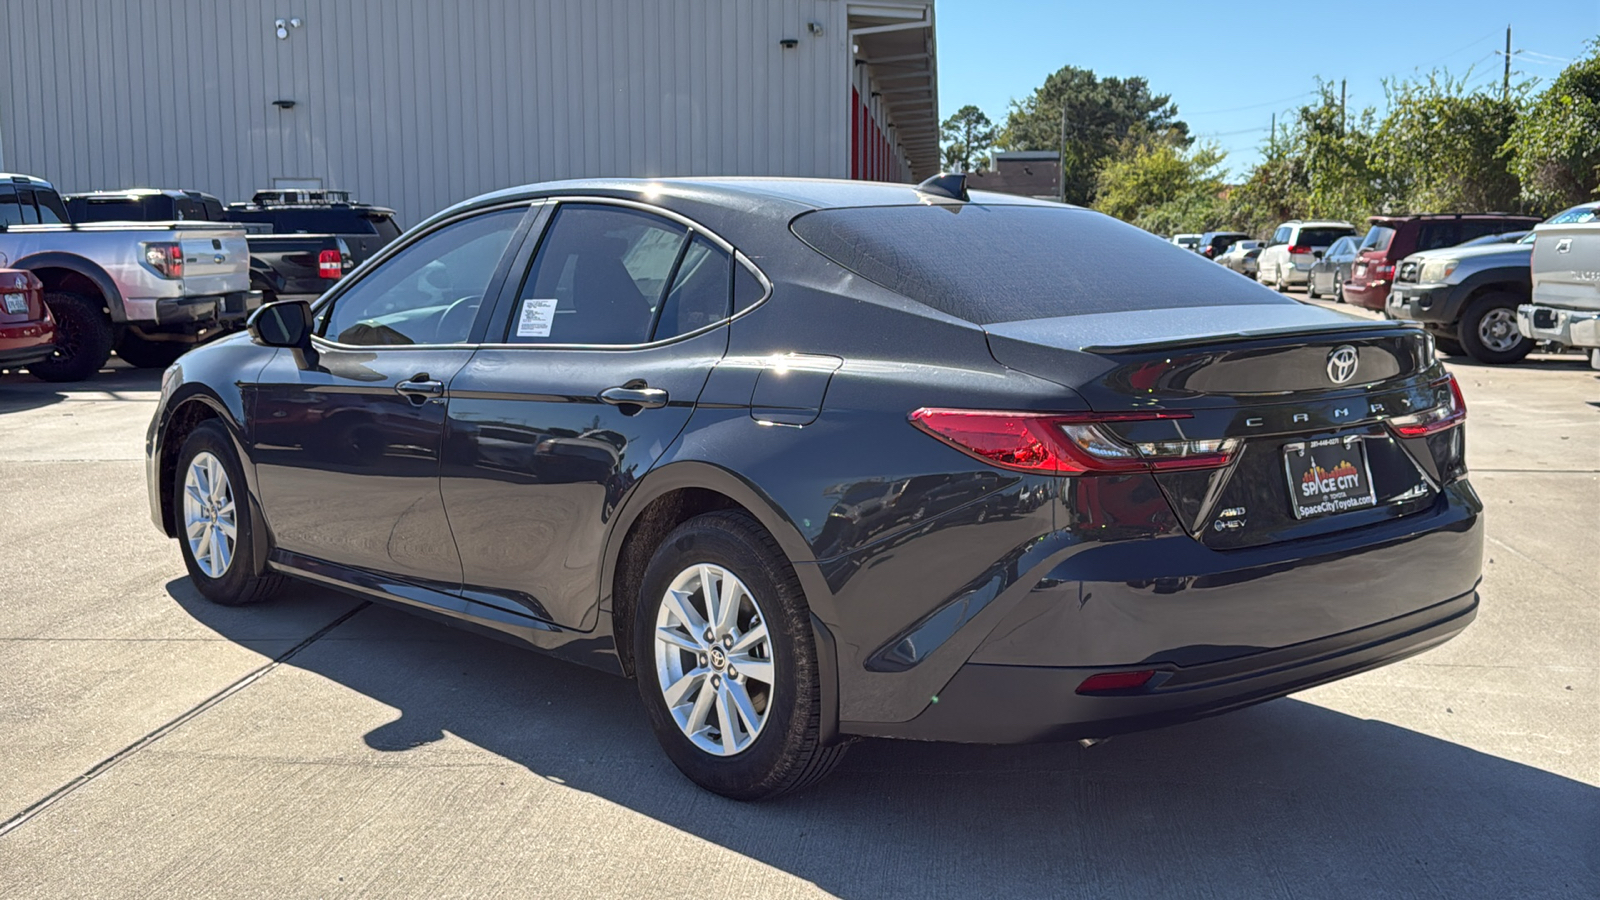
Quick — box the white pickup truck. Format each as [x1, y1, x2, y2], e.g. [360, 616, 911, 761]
[1519, 201, 1600, 370]
[0, 173, 260, 380]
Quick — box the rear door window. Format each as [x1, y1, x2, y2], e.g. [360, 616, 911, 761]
[1416, 222, 1459, 252]
[505, 204, 687, 345]
[652, 235, 732, 341]
[0, 187, 21, 227]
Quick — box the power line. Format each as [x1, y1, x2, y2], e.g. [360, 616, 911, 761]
[1185, 90, 1319, 116]
[1414, 29, 1499, 71]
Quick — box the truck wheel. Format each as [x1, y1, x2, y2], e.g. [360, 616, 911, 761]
[27, 291, 114, 382]
[115, 332, 188, 369]
[1458, 292, 1533, 365]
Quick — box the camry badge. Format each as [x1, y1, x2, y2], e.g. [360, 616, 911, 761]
[1327, 345, 1359, 384]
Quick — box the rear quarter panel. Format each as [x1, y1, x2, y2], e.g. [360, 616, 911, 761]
[1532, 222, 1600, 312]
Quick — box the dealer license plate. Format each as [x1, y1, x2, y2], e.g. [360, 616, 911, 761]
[3, 293, 26, 314]
[1283, 435, 1377, 520]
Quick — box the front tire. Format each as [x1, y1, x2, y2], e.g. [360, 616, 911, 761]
[174, 421, 285, 605]
[27, 291, 114, 382]
[634, 511, 848, 800]
[1306, 270, 1320, 299]
[1458, 292, 1533, 364]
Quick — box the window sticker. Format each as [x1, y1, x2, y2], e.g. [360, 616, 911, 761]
[516, 297, 558, 338]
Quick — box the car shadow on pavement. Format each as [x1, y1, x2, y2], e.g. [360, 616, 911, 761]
[0, 366, 162, 414]
[169, 581, 1599, 898]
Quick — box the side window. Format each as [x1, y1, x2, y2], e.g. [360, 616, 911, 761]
[653, 235, 731, 341]
[320, 207, 524, 346]
[506, 204, 687, 345]
[0, 188, 22, 227]
[1272, 226, 1291, 245]
[176, 198, 202, 221]
[1416, 222, 1457, 251]
[15, 190, 41, 224]
[34, 190, 68, 224]
[733, 257, 767, 313]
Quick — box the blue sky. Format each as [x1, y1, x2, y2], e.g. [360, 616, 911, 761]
[935, 0, 1600, 180]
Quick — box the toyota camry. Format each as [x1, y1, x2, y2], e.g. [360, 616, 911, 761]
[146, 176, 1481, 799]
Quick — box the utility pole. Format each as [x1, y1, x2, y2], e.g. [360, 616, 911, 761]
[1339, 79, 1346, 135]
[1270, 112, 1276, 156]
[1503, 25, 1511, 101]
[1059, 101, 1069, 204]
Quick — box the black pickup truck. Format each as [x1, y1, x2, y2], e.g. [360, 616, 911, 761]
[64, 189, 400, 303]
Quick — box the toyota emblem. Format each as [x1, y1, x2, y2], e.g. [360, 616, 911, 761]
[1327, 345, 1359, 384]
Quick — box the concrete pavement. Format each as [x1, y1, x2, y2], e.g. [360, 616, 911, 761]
[0, 315, 1595, 898]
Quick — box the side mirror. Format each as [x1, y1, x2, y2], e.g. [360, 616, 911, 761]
[247, 299, 318, 368]
[1313, 250, 1325, 259]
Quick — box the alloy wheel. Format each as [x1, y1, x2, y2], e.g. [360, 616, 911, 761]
[1477, 307, 1522, 353]
[653, 563, 775, 756]
[183, 451, 237, 578]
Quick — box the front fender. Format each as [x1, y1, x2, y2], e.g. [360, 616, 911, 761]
[1441, 266, 1531, 323]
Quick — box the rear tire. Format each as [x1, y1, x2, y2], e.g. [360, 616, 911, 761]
[27, 291, 114, 382]
[633, 511, 849, 800]
[1457, 292, 1533, 364]
[174, 421, 285, 606]
[115, 332, 188, 369]
[1306, 271, 1320, 299]
[1274, 266, 1289, 293]
[1433, 335, 1466, 357]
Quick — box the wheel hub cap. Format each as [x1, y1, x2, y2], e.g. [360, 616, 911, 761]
[182, 451, 237, 579]
[653, 563, 774, 757]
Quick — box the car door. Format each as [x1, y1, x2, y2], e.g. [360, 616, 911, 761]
[250, 204, 531, 593]
[440, 201, 749, 630]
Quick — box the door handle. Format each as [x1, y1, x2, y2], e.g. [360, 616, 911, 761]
[600, 385, 669, 410]
[395, 376, 445, 402]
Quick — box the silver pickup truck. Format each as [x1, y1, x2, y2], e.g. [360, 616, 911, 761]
[1519, 201, 1600, 370]
[0, 173, 260, 381]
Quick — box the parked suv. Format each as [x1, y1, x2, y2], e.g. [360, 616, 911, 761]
[1517, 202, 1600, 369]
[0, 174, 258, 379]
[1256, 220, 1356, 291]
[1344, 214, 1542, 310]
[68, 189, 356, 307]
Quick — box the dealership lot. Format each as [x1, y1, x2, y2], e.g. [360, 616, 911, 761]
[0, 296, 1595, 898]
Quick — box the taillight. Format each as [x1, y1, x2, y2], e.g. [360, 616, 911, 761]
[1388, 374, 1466, 438]
[142, 242, 183, 279]
[1288, 244, 1312, 255]
[1373, 262, 1396, 280]
[908, 408, 1241, 475]
[318, 248, 343, 279]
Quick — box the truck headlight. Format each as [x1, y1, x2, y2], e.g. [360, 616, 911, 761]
[1419, 258, 1459, 283]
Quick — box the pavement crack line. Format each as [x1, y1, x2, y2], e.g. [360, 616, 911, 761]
[0, 601, 371, 840]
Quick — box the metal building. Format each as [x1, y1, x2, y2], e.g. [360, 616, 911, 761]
[0, 0, 938, 227]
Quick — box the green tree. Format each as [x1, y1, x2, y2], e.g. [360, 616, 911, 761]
[1505, 40, 1600, 211]
[1000, 65, 1188, 205]
[939, 105, 998, 173]
[1372, 71, 1525, 213]
[1093, 132, 1226, 235]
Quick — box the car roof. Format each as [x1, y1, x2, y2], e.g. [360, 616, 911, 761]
[454, 176, 1066, 219]
[0, 173, 55, 189]
[1368, 213, 1542, 224]
[1284, 220, 1356, 228]
[66, 188, 218, 200]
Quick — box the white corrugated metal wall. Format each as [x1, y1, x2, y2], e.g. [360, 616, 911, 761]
[0, 0, 859, 227]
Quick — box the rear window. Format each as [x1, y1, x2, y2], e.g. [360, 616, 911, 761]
[1359, 226, 1395, 252]
[790, 205, 1282, 325]
[366, 212, 402, 241]
[1296, 227, 1354, 247]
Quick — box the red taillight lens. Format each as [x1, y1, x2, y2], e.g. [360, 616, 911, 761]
[318, 248, 343, 279]
[1373, 262, 1395, 279]
[1388, 374, 1466, 438]
[908, 409, 1240, 475]
[142, 242, 184, 279]
[1076, 670, 1156, 694]
[1288, 244, 1312, 255]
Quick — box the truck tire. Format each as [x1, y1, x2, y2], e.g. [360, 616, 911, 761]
[1458, 292, 1533, 365]
[27, 291, 114, 382]
[115, 332, 188, 369]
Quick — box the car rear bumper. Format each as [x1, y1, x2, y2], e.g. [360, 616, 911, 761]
[849, 588, 1476, 743]
[1343, 280, 1389, 310]
[148, 290, 264, 326]
[0, 320, 56, 367]
[1517, 304, 1600, 348]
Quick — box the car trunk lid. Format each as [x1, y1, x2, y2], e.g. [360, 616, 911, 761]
[985, 304, 1453, 549]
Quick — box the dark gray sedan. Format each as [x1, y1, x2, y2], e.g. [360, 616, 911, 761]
[1307, 235, 1361, 301]
[145, 176, 1482, 799]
